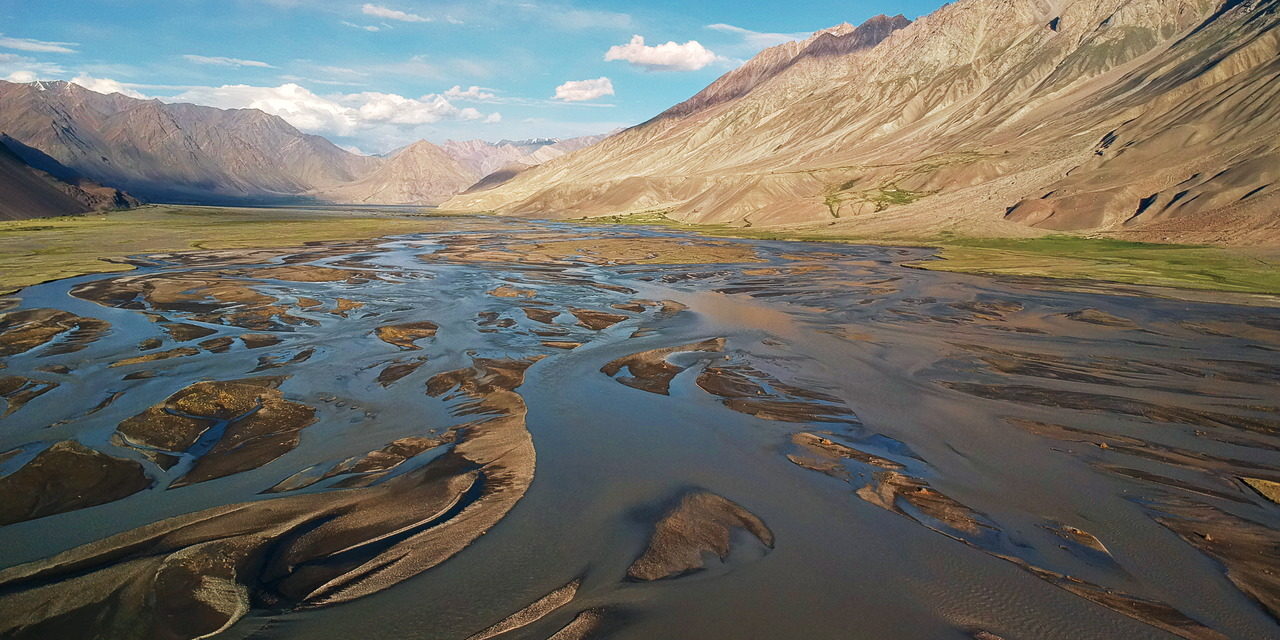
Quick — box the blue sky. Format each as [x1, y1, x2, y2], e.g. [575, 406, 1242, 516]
[2, 0, 945, 153]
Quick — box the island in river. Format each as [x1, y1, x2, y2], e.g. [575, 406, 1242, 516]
[0, 206, 1277, 640]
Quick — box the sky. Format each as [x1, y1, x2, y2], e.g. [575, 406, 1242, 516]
[1, 0, 946, 154]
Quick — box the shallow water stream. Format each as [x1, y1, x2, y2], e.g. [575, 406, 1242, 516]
[0, 219, 1277, 640]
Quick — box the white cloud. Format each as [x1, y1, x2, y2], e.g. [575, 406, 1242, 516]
[70, 74, 147, 98]
[341, 21, 382, 32]
[484, 112, 502, 123]
[706, 24, 808, 50]
[0, 35, 78, 54]
[183, 54, 276, 69]
[444, 85, 495, 100]
[165, 83, 499, 138]
[346, 90, 475, 125]
[553, 77, 613, 102]
[0, 53, 66, 81]
[604, 35, 718, 72]
[361, 3, 430, 23]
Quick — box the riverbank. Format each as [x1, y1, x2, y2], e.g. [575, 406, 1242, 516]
[0, 205, 471, 295]
[574, 212, 1280, 299]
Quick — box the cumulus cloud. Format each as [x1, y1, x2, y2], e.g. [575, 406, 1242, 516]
[484, 112, 502, 123]
[165, 83, 499, 138]
[0, 34, 78, 54]
[183, 54, 276, 68]
[70, 74, 147, 98]
[361, 3, 429, 23]
[604, 35, 718, 72]
[444, 85, 495, 100]
[706, 24, 808, 50]
[553, 77, 613, 102]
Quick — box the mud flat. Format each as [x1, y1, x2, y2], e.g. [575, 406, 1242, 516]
[0, 219, 1277, 640]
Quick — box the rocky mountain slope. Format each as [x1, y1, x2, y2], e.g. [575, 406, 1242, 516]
[441, 133, 618, 178]
[0, 80, 379, 204]
[311, 140, 480, 205]
[445, 0, 1280, 246]
[0, 135, 138, 221]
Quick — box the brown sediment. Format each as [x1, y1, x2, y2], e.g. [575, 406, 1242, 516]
[35, 364, 70, 375]
[696, 364, 855, 423]
[199, 337, 235, 353]
[325, 435, 454, 488]
[464, 579, 580, 640]
[376, 321, 439, 350]
[72, 273, 310, 331]
[657, 300, 687, 317]
[723, 398, 855, 424]
[523, 307, 561, 324]
[600, 338, 725, 395]
[948, 299, 1024, 321]
[789, 432, 904, 478]
[248, 265, 370, 283]
[161, 322, 217, 342]
[501, 237, 763, 266]
[109, 347, 200, 368]
[123, 370, 156, 380]
[330, 298, 365, 317]
[696, 364, 768, 398]
[296, 296, 323, 308]
[269, 434, 455, 492]
[611, 301, 649, 313]
[0, 447, 20, 466]
[377, 358, 427, 387]
[542, 341, 582, 350]
[253, 348, 315, 372]
[0, 441, 151, 526]
[0, 376, 57, 417]
[489, 285, 537, 298]
[115, 377, 317, 486]
[1005, 419, 1280, 472]
[0, 308, 109, 357]
[476, 312, 516, 328]
[546, 609, 605, 640]
[846, 467, 1221, 638]
[971, 632, 1006, 640]
[138, 337, 162, 351]
[569, 308, 628, 331]
[0, 352, 534, 633]
[240, 333, 282, 349]
[1063, 308, 1137, 328]
[857, 472, 990, 535]
[1241, 477, 1280, 504]
[1012, 561, 1227, 640]
[1043, 523, 1111, 555]
[945, 383, 1280, 436]
[1154, 499, 1280, 622]
[627, 491, 773, 581]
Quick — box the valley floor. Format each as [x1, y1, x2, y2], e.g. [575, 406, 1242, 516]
[2, 206, 1277, 304]
[1, 218, 1277, 640]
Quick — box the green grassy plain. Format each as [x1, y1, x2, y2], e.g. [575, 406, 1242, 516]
[2, 206, 1276, 299]
[575, 211, 1280, 297]
[0, 206, 462, 294]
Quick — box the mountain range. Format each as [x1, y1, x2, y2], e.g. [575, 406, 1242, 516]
[0, 80, 612, 207]
[0, 133, 139, 220]
[445, 0, 1280, 246]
